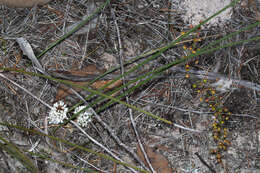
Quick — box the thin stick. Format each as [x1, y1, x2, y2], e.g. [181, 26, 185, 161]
[112, 8, 156, 173]
[71, 89, 149, 170]
[195, 152, 216, 173]
[0, 73, 52, 109]
[70, 121, 139, 173]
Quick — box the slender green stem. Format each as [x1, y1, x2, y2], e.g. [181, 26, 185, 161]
[70, 0, 241, 113]
[30, 152, 97, 173]
[0, 135, 38, 173]
[0, 67, 172, 124]
[95, 34, 260, 113]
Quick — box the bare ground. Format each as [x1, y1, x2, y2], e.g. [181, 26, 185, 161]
[0, 0, 260, 172]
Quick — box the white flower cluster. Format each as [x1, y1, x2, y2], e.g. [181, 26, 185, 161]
[48, 101, 92, 127]
[74, 106, 92, 127]
[48, 101, 68, 124]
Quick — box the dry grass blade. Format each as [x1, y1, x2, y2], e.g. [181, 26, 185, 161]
[0, 136, 39, 173]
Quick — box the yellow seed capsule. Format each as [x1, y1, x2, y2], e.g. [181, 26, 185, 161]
[221, 121, 224, 124]
[203, 79, 207, 83]
[189, 47, 193, 50]
[224, 140, 231, 145]
[216, 153, 221, 159]
[224, 131, 228, 136]
[185, 64, 190, 68]
[192, 84, 197, 88]
[181, 31, 185, 35]
[224, 128, 228, 132]
[211, 107, 216, 111]
[197, 89, 201, 93]
[183, 45, 187, 50]
[225, 117, 229, 120]
[199, 97, 203, 102]
[223, 146, 227, 150]
[192, 50, 196, 54]
[194, 38, 201, 42]
[211, 90, 216, 95]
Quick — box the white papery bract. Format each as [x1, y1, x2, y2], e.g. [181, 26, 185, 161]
[211, 78, 233, 92]
[48, 101, 68, 124]
[74, 106, 92, 127]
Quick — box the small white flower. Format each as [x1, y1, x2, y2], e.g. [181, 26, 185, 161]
[48, 101, 68, 124]
[74, 106, 92, 127]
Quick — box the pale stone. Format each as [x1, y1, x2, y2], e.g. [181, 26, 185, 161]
[175, 0, 233, 28]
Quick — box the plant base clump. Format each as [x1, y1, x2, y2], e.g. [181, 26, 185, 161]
[182, 28, 232, 164]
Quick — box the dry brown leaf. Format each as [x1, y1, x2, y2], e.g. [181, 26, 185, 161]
[0, 0, 51, 7]
[54, 65, 122, 101]
[55, 81, 88, 101]
[55, 80, 122, 101]
[69, 64, 105, 77]
[91, 80, 122, 90]
[137, 144, 173, 173]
